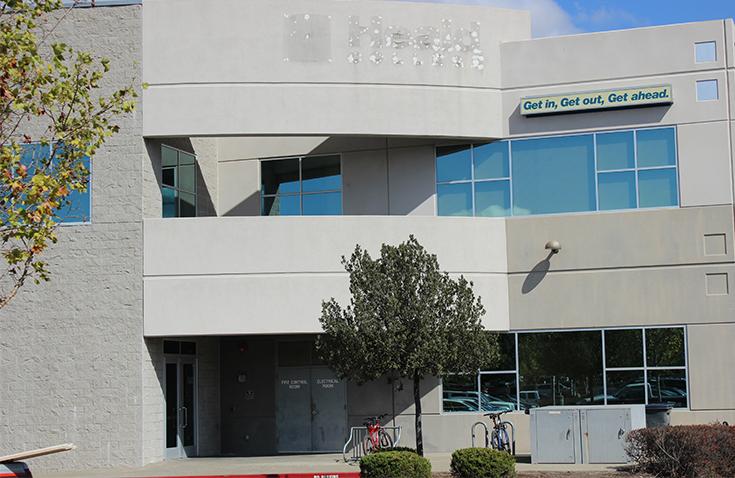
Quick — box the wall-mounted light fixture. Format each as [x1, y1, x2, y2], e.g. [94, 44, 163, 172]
[545, 240, 562, 254]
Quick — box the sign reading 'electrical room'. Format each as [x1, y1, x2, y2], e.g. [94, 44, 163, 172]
[521, 85, 673, 116]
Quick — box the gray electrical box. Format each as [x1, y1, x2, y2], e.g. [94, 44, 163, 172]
[530, 405, 645, 464]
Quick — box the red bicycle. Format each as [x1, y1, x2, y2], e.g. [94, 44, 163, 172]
[362, 414, 394, 454]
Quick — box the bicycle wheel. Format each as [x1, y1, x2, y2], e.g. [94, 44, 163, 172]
[378, 429, 394, 449]
[361, 434, 376, 455]
[491, 427, 512, 453]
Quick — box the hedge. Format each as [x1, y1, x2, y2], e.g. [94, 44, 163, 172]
[626, 424, 735, 478]
[360, 450, 431, 478]
[450, 448, 516, 478]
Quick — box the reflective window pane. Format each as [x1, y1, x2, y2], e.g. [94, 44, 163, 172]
[162, 146, 178, 167]
[179, 151, 196, 165]
[648, 369, 687, 408]
[696, 79, 719, 102]
[301, 155, 341, 193]
[636, 128, 676, 168]
[638, 168, 678, 208]
[475, 180, 511, 217]
[480, 374, 517, 411]
[511, 135, 596, 215]
[443, 374, 479, 412]
[162, 167, 176, 188]
[474, 142, 509, 180]
[302, 192, 342, 215]
[178, 164, 196, 194]
[598, 171, 636, 211]
[162, 187, 177, 218]
[597, 131, 635, 171]
[484, 333, 516, 372]
[646, 328, 685, 367]
[261, 158, 300, 195]
[436, 145, 472, 182]
[179, 191, 196, 217]
[606, 370, 646, 405]
[61, 186, 91, 223]
[437, 183, 472, 216]
[519, 330, 603, 407]
[262, 195, 300, 216]
[695, 41, 717, 63]
[605, 329, 643, 368]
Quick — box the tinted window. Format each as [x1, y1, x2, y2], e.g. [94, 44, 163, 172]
[436, 145, 472, 182]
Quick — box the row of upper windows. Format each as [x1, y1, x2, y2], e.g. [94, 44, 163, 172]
[436, 127, 679, 218]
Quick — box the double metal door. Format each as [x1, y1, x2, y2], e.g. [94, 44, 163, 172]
[165, 358, 197, 458]
[276, 366, 347, 453]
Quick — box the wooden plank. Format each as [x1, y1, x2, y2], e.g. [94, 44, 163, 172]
[0, 444, 75, 463]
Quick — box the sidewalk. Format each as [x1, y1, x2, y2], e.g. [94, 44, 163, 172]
[34, 454, 625, 478]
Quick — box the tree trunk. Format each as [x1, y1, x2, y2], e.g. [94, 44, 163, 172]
[413, 372, 424, 456]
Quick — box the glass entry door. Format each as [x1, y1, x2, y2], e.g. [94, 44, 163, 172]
[165, 357, 197, 458]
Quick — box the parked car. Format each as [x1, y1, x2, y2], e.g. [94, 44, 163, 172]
[0, 462, 32, 477]
[443, 390, 515, 412]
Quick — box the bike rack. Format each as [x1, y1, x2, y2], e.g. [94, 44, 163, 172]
[471, 420, 516, 455]
[342, 425, 402, 462]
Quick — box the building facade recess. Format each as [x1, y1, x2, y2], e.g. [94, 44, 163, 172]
[0, 0, 734, 471]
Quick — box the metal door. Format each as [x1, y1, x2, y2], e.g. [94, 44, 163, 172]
[534, 410, 578, 463]
[311, 367, 347, 452]
[276, 367, 311, 453]
[164, 358, 197, 459]
[583, 408, 631, 463]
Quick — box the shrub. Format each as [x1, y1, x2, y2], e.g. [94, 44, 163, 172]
[373, 446, 417, 454]
[450, 448, 516, 478]
[626, 424, 735, 478]
[360, 450, 431, 478]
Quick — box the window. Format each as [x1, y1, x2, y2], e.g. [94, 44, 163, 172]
[161, 145, 197, 218]
[696, 79, 719, 102]
[163, 340, 196, 355]
[436, 127, 678, 218]
[19, 143, 91, 223]
[261, 155, 341, 216]
[442, 327, 688, 413]
[695, 41, 717, 63]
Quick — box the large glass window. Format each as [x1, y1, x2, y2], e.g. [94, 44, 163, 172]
[436, 127, 678, 218]
[18, 143, 91, 223]
[261, 155, 342, 216]
[161, 145, 197, 218]
[442, 327, 689, 413]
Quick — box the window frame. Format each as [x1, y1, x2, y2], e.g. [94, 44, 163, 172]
[695, 79, 719, 102]
[259, 154, 343, 216]
[161, 144, 198, 218]
[20, 142, 93, 225]
[435, 126, 680, 218]
[694, 41, 717, 63]
[440, 325, 690, 415]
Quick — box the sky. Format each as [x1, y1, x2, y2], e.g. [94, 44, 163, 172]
[422, 0, 735, 37]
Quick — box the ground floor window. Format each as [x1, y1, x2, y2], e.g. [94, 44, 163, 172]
[442, 326, 688, 413]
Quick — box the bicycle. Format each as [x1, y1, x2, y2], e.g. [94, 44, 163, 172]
[362, 414, 394, 454]
[484, 410, 514, 454]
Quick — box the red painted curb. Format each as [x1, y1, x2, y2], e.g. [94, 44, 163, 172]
[131, 473, 361, 478]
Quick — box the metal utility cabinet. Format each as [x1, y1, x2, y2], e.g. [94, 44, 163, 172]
[530, 405, 646, 464]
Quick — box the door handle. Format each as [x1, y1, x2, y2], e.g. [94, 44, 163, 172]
[617, 428, 625, 439]
[181, 407, 188, 429]
[565, 429, 571, 440]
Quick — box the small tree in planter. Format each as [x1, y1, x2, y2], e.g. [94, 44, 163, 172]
[317, 235, 500, 455]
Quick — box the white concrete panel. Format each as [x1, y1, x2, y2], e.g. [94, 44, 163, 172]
[144, 272, 509, 336]
[502, 20, 728, 89]
[218, 160, 260, 216]
[143, 83, 504, 138]
[678, 122, 733, 207]
[503, 71, 730, 137]
[342, 150, 389, 215]
[388, 146, 436, 216]
[688, 323, 735, 410]
[144, 216, 508, 276]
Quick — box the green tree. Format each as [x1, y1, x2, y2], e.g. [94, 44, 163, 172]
[0, 0, 136, 308]
[317, 235, 499, 455]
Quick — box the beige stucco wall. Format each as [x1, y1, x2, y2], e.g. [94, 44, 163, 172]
[687, 323, 735, 410]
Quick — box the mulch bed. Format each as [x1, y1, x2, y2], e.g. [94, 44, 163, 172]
[433, 473, 651, 478]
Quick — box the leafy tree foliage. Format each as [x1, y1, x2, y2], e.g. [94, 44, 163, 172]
[317, 235, 500, 455]
[0, 0, 136, 308]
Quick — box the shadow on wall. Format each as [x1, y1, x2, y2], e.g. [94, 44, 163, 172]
[145, 137, 217, 217]
[521, 251, 555, 294]
[507, 103, 670, 136]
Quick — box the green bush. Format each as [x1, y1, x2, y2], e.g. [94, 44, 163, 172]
[360, 450, 431, 478]
[626, 424, 735, 478]
[450, 448, 516, 478]
[373, 446, 417, 454]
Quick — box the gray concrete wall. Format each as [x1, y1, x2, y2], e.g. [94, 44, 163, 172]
[0, 5, 146, 471]
[142, 0, 531, 138]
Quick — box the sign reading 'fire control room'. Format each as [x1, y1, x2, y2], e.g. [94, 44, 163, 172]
[521, 85, 673, 116]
